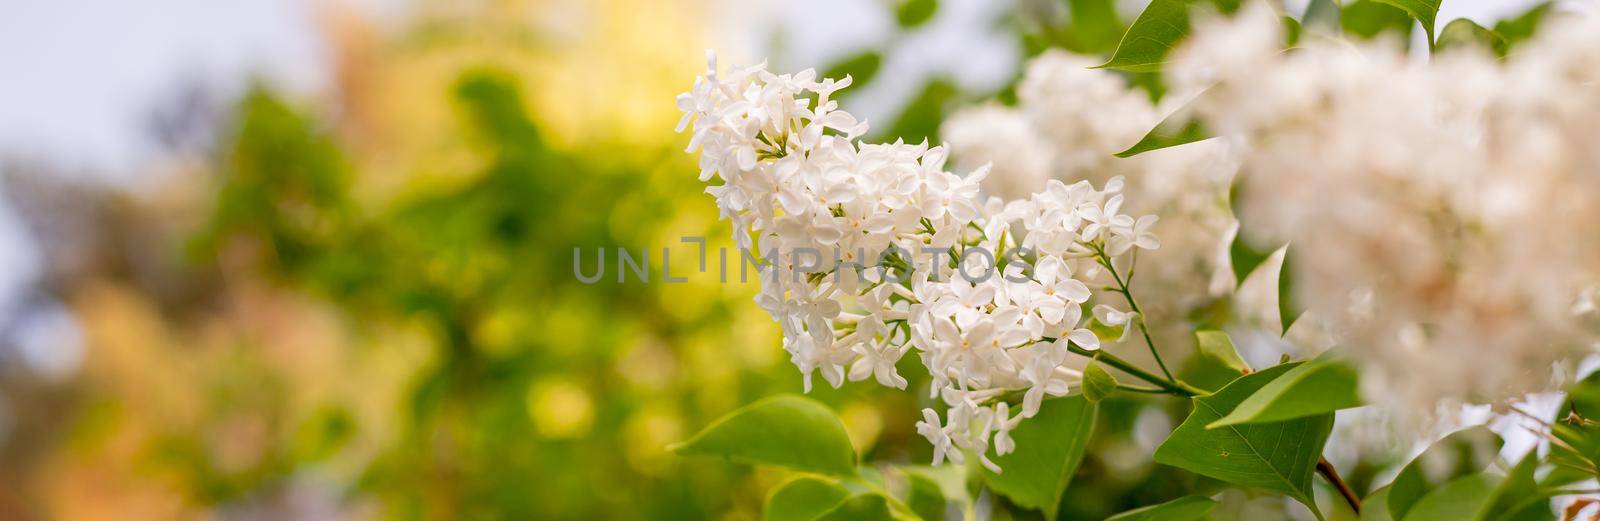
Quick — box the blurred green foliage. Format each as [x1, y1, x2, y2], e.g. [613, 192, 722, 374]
[187, 70, 778, 518]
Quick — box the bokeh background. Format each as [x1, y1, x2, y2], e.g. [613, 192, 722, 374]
[0, 0, 1552, 519]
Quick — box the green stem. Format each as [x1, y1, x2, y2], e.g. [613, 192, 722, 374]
[1095, 246, 1176, 382]
[1063, 341, 1205, 397]
[1115, 383, 1171, 394]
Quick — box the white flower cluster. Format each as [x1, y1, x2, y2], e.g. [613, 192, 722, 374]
[676, 52, 1161, 471]
[1169, 6, 1600, 413]
[941, 51, 1162, 201]
[941, 51, 1242, 344]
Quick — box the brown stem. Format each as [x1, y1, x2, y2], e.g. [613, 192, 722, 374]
[1317, 457, 1361, 514]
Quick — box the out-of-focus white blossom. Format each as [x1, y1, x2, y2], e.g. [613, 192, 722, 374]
[941, 105, 1051, 201]
[943, 51, 1162, 192]
[1169, 11, 1600, 415]
[676, 52, 1161, 470]
[1016, 51, 1161, 178]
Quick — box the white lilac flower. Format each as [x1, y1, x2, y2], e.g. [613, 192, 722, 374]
[677, 52, 1163, 470]
[992, 402, 1023, 456]
[943, 51, 1241, 363]
[1094, 304, 1139, 344]
[1167, 10, 1600, 419]
[848, 337, 908, 389]
[942, 105, 1053, 201]
[1020, 340, 1072, 417]
[916, 408, 960, 466]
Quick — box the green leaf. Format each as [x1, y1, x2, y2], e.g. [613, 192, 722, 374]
[896, 0, 938, 28]
[1492, 2, 1551, 50]
[981, 395, 1097, 520]
[1399, 473, 1500, 521]
[1195, 330, 1250, 375]
[1178, 349, 1244, 393]
[1436, 18, 1509, 57]
[1104, 495, 1219, 521]
[1096, 0, 1190, 73]
[1227, 225, 1273, 287]
[1371, 0, 1440, 41]
[1230, 228, 1304, 335]
[899, 464, 969, 519]
[1114, 97, 1211, 158]
[1553, 372, 1600, 482]
[885, 79, 957, 143]
[1282, 15, 1304, 47]
[822, 52, 883, 88]
[1483, 454, 1542, 521]
[1209, 358, 1361, 427]
[1567, 370, 1600, 419]
[1495, 498, 1557, 521]
[673, 395, 857, 476]
[1360, 486, 1395, 521]
[764, 477, 852, 521]
[902, 468, 948, 521]
[858, 465, 889, 490]
[901, 465, 968, 502]
[1387, 427, 1504, 520]
[1544, 420, 1600, 487]
[1153, 363, 1332, 517]
[814, 493, 899, 521]
[1388, 470, 1432, 516]
[1083, 361, 1119, 403]
[1064, 0, 1126, 54]
[1342, 0, 1415, 40]
[1276, 244, 1303, 335]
